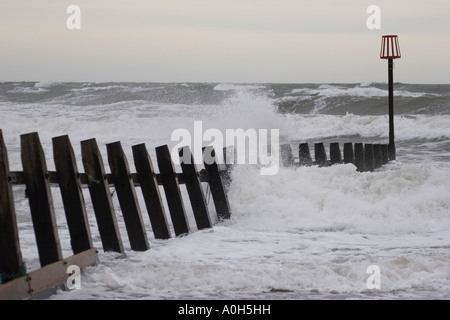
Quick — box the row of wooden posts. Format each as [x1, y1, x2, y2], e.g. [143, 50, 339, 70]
[0, 130, 231, 299]
[0, 130, 392, 299]
[280, 142, 393, 172]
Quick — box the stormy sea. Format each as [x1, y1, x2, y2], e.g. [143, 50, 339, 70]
[1, 81, 449, 300]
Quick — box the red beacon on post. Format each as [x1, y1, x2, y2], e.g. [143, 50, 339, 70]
[380, 35, 401, 59]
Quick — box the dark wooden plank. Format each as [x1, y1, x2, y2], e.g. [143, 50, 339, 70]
[0, 248, 97, 300]
[81, 139, 124, 253]
[343, 142, 354, 164]
[202, 146, 231, 220]
[107, 142, 150, 251]
[373, 144, 383, 169]
[156, 145, 190, 236]
[280, 144, 294, 167]
[7, 171, 25, 185]
[364, 144, 375, 172]
[388, 142, 396, 162]
[20, 132, 62, 267]
[314, 143, 328, 167]
[132, 143, 171, 240]
[0, 130, 25, 283]
[381, 144, 389, 165]
[329, 142, 342, 165]
[298, 143, 312, 166]
[354, 143, 365, 172]
[52, 135, 93, 254]
[179, 146, 212, 230]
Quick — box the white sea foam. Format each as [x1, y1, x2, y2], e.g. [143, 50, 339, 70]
[291, 85, 438, 98]
[70, 85, 128, 92]
[228, 163, 450, 234]
[213, 83, 267, 91]
[34, 81, 60, 88]
[7, 87, 49, 94]
[282, 113, 450, 141]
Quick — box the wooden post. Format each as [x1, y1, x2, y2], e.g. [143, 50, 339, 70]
[0, 130, 25, 283]
[203, 146, 231, 220]
[373, 144, 383, 169]
[155, 145, 190, 237]
[280, 144, 294, 167]
[364, 144, 375, 172]
[107, 142, 150, 251]
[298, 143, 312, 166]
[381, 144, 389, 165]
[343, 142, 354, 164]
[21, 132, 62, 267]
[354, 143, 365, 172]
[81, 139, 124, 253]
[314, 143, 327, 167]
[329, 143, 342, 165]
[179, 146, 212, 230]
[52, 135, 93, 254]
[132, 144, 171, 240]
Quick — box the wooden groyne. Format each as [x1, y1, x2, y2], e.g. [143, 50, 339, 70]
[281, 141, 393, 172]
[0, 130, 231, 299]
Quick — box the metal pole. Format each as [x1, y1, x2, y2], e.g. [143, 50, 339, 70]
[388, 58, 396, 160]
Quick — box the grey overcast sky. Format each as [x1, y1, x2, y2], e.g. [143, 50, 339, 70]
[0, 0, 449, 83]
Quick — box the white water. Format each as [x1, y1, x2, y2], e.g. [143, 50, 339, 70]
[1, 83, 450, 300]
[290, 84, 439, 98]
